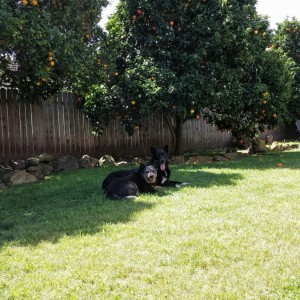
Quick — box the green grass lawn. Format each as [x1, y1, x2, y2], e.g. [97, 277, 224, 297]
[0, 149, 300, 299]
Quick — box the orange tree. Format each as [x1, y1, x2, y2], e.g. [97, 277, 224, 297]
[0, 0, 107, 101]
[273, 18, 300, 120]
[84, 0, 294, 154]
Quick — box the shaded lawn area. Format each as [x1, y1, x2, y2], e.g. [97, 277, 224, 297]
[0, 149, 299, 299]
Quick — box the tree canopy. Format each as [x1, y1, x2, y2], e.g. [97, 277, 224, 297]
[0, 0, 107, 101]
[84, 0, 295, 154]
[273, 18, 300, 120]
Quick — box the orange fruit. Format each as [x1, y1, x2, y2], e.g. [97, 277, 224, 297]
[36, 81, 41, 86]
[49, 61, 55, 67]
[169, 21, 174, 26]
[48, 51, 54, 57]
[195, 115, 201, 120]
[137, 9, 143, 15]
[22, 0, 28, 5]
[31, 0, 38, 6]
[48, 56, 53, 61]
[272, 113, 277, 118]
[131, 100, 136, 105]
[132, 15, 137, 20]
[277, 162, 283, 167]
[190, 109, 195, 114]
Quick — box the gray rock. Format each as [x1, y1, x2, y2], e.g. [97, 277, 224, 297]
[38, 153, 54, 163]
[26, 163, 53, 180]
[78, 155, 99, 168]
[224, 152, 240, 160]
[186, 156, 213, 164]
[38, 163, 53, 176]
[26, 158, 39, 166]
[212, 155, 228, 162]
[0, 181, 6, 190]
[99, 155, 117, 167]
[172, 156, 186, 164]
[252, 138, 268, 153]
[51, 155, 79, 171]
[12, 160, 26, 170]
[2, 170, 37, 186]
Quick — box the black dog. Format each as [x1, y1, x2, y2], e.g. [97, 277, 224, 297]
[102, 145, 186, 193]
[106, 164, 157, 200]
[149, 145, 185, 187]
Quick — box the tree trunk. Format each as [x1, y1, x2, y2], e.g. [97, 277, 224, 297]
[174, 115, 183, 155]
[162, 112, 183, 155]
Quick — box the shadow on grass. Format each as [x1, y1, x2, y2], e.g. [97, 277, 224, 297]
[0, 163, 248, 247]
[0, 168, 154, 247]
[169, 169, 244, 189]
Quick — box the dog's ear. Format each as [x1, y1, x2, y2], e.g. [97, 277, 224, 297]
[150, 146, 156, 156]
[164, 145, 168, 153]
[139, 163, 145, 171]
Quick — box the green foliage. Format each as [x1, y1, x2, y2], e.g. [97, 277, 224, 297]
[0, 0, 107, 101]
[84, 0, 294, 153]
[273, 18, 300, 120]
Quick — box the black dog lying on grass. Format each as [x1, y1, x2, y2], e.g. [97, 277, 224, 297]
[102, 145, 187, 198]
[105, 164, 157, 200]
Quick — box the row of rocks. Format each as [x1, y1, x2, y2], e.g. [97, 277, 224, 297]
[2, 140, 295, 189]
[0, 154, 119, 189]
[172, 151, 247, 164]
[0, 150, 246, 189]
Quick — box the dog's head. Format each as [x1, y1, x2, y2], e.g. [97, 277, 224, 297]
[150, 145, 168, 172]
[139, 163, 157, 184]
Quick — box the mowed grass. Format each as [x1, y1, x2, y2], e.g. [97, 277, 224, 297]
[0, 149, 300, 299]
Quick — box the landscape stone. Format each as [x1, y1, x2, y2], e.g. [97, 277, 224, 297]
[38, 163, 54, 176]
[212, 155, 228, 162]
[252, 138, 268, 153]
[172, 156, 185, 164]
[99, 155, 118, 167]
[2, 170, 37, 186]
[51, 155, 79, 171]
[27, 164, 53, 180]
[38, 153, 54, 163]
[186, 156, 213, 164]
[0, 181, 6, 190]
[26, 157, 39, 166]
[12, 160, 26, 170]
[78, 155, 99, 168]
[224, 152, 240, 160]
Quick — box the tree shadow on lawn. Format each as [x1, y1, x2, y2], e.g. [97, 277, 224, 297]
[0, 164, 247, 247]
[169, 167, 244, 189]
[0, 168, 154, 247]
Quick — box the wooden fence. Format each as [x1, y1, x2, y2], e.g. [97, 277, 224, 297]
[0, 89, 290, 161]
